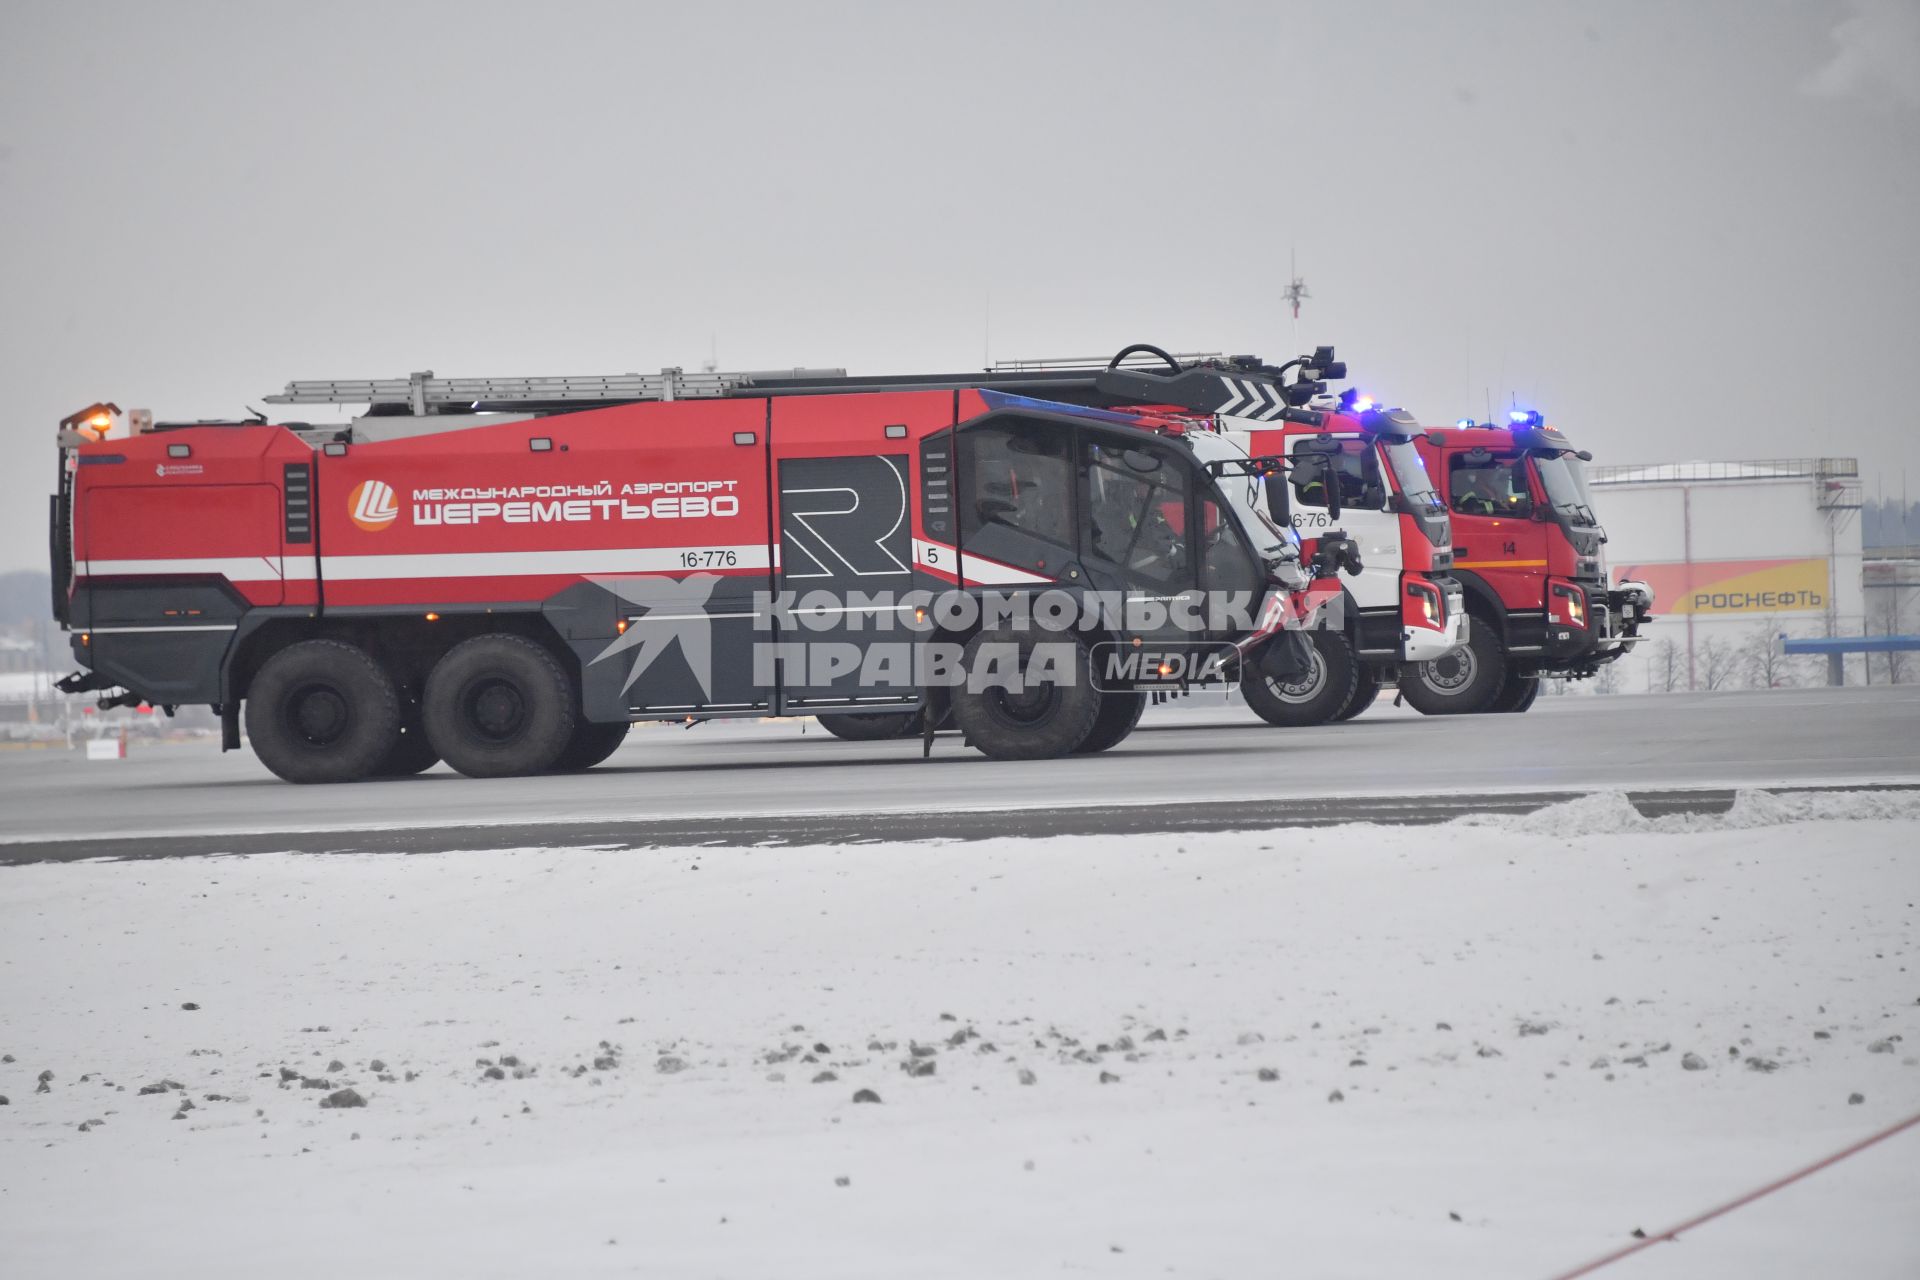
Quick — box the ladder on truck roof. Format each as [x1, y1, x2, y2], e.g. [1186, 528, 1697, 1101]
[265, 367, 851, 413]
[262, 345, 1345, 424]
[990, 351, 1224, 372]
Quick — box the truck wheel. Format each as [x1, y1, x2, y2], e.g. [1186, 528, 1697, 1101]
[1240, 631, 1359, 727]
[553, 719, 630, 771]
[1333, 674, 1382, 722]
[815, 712, 919, 741]
[245, 639, 401, 784]
[951, 627, 1101, 760]
[1489, 671, 1540, 713]
[1399, 616, 1507, 715]
[1073, 690, 1146, 753]
[423, 634, 578, 778]
[375, 713, 441, 776]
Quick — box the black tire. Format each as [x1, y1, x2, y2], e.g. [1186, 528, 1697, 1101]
[950, 626, 1102, 760]
[1489, 670, 1541, 713]
[1333, 674, 1382, 722]
[1073, 690, 1147, 754]
[1240, 630, 1360, 727]
[1399, 614, 1508, 715]
[553, 719, 630, 771]
[245, 639, 401, 784]
[815, 712, 919, 741]
[375, 712, 441, 776]
[423, 634, 578, 778]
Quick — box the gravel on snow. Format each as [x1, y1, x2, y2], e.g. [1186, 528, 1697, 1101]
[1, 790, 1916, 1278]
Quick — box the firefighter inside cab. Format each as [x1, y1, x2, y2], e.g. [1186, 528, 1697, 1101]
[1449, 452, 1531, 518]
[1291, 440, 1380, 513]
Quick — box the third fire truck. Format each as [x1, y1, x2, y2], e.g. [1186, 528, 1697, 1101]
[1397, 411, 1653, 713]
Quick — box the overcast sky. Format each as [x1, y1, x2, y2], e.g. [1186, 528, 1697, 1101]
[3, 0, 1918, 572]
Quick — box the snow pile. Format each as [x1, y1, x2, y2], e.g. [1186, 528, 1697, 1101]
[1714, 787, 1920, 827]
[1456, 788, 1654, 835]
[2, 813, 1916, 1278]
[1456, 787, 1920, 836]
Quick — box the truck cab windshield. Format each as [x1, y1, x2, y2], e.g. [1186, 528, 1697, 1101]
[1381, 436, 1449, 547]
[1533, 451, 1599, 527]
[1382, 438, 1441, 511]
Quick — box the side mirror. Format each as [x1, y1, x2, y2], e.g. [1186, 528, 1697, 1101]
[1264, 471, 1291, 526]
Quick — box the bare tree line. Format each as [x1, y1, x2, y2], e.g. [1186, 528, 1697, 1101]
[1616, 601, 1912, 695]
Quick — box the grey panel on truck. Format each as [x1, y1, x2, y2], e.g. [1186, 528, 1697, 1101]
[776, 454, 916, 707]
[552, 574, 774, 720]
[85, 628, 231, 706]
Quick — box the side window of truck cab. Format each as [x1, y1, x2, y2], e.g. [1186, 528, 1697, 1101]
[956, 418, 1076, 568]
[958, 419, 1074, 546]
[1081, 435, 1194, 591]
[1449, 452, 1533, 518]
[1290, 439, 1383, 511]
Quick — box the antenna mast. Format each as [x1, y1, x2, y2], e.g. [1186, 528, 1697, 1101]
[1282, 248, 1310, 354]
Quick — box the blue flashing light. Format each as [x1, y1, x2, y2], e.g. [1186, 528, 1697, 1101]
[1455, 417, 1475, 428]
[1338, 388, 1381, 416]
[1508, 408, 1545, 429]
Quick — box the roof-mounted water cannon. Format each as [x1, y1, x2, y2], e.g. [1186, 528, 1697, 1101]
[1093, 342, 1343, 425]
[1255, 345, 1348, 408]
[1304, 345, 1347, 383]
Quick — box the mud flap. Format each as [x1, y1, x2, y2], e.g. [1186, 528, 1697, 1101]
[1259, 631, 1314, 684]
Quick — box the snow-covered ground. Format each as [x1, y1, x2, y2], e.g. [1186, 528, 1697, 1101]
[2, 792, 1917, 1279]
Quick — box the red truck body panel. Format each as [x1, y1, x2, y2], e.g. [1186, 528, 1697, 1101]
[316, 398, 772, 608]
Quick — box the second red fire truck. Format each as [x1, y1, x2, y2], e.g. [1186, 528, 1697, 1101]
[1229, 397, 1466, 725]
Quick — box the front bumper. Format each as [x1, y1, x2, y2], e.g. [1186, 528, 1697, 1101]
[1402, 582, 1468, 663]
[1533, 579, 1656, 673]
[1605, 580, 1654, 650]
[1587, 579, 1656, 661]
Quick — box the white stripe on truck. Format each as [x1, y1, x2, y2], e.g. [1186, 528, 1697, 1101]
[76, 557, 285, 581]
[318, 546, 771, 579]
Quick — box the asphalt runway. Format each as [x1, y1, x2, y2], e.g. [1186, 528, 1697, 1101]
[2, 684, 1917, 860]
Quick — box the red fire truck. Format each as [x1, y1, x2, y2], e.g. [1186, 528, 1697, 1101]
[1230, 398, 1466, 725]
[1397, 411, 1653, 713]
[50, 347, 1365, 782]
